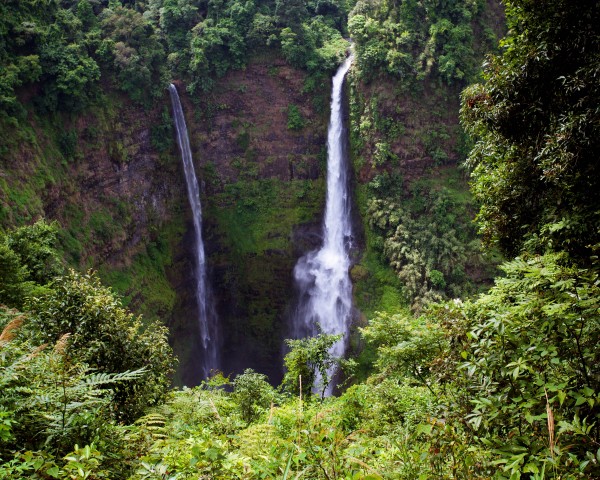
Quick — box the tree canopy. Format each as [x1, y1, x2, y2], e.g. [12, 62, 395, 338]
[461, 0, 600, 259]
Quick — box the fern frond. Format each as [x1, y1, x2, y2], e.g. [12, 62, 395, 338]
[84, 368, 146, 387]
[135, 412, 166, 428]
[134, 413, 167, 439]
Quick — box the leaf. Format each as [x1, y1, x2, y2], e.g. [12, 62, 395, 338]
[46, 466, 60, 478]
[416, 423, 433, 435]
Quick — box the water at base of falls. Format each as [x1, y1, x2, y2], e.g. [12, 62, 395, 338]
[292, 55, 354, 396]
[169, 84, 219, 379]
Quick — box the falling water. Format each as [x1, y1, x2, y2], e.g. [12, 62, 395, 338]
[169, 84, 218, 379]
[292, 55, 354, 395]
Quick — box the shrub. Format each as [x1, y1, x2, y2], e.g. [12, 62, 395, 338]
[286, 104, 305, 130]
[27, 270, 176, 421]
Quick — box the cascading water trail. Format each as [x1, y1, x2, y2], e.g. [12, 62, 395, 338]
[292, 55, 354, 395]
[169, 83, 219, 379]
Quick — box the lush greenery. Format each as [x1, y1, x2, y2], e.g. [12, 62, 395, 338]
[0, 220, 63, 308]
[0, 221, 175, 476]
[346, 0, 503, 313]
[348, 0, 499, 86]
[461, 0, 600, 259]
[1, 0, 599, 478]
[364, 169, 498, 311]
[0, 0, 350, 122]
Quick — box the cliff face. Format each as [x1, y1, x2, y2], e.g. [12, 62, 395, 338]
[174, 54, 331, 385]
[186, 57, 328, 183]
[350, 78, 464, 186]
[1, 36, 498, 385]
[0, 92, 187, 319]
[1, 52, 333, 386]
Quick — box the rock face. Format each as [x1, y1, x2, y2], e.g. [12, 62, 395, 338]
[186, 58, 327, 184]
[173, 55, 331, 385]
[61, 104, 183, 267]
[0, 92, 185, 278]
[349, 77, 464, 189]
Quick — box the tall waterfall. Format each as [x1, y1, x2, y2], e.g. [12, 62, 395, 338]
[169, 84, 218, 379]
[292, 56, 354, 395]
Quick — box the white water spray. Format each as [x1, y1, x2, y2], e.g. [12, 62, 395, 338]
[292, 56, 354, 395]
[169, 84, 218, 378]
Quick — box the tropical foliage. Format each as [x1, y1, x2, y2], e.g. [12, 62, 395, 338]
[0, 0, 350, 122]
[1, 0, 598, 478]
[348, 0, 498, 86]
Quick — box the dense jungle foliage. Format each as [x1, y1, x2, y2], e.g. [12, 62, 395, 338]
[1, 0, 599, 479]
[345, 0, 504, 313]
[0, 0, 350, 121]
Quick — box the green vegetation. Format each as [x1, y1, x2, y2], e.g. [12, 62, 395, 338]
[346, 0, 503, 314]
[0, 220, 63, 308]
[365, 170, 497, 311]
[0, 222, 175, 476]
[286, 103, 306, 130]
[1, 0, 598, 478]
[28, 269, 175, 421]
[1, 0, 350, 121]
[206, 177, 325, 371]
[461, 0, 599, 259]
[348, 0, 498, 87]
[282, 333, 341, 399]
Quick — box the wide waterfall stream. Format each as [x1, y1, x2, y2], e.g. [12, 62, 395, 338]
[169, 84, 219, 379]
[292, 56, 354, 395]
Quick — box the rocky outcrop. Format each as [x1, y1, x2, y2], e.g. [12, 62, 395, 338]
[349, 77, 464, 189]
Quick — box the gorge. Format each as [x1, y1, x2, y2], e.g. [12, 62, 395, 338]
[2, 0, 598, 476]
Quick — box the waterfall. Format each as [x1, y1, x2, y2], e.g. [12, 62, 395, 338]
[169, 84, 218, 379]
[292, 56, 354, 395]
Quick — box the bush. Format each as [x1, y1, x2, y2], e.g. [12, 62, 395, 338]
[286, 104, 305, 130]
[27, 270, 176, 422]
[233, 369, 278, 423]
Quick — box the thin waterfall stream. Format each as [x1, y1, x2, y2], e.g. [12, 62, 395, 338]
[169, 84, 219, 379]
[292, 55, 354, 395]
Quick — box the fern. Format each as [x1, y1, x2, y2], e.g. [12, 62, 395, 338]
[134, 413, 168, 440]
[1, 334, 145, 456]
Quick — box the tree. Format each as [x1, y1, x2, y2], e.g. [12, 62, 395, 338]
[461, 0, 600, 259]
[282, 333, 341, 399]
[100, 5, 165, 103]
[5, 219, 63, 285]
[361, 310, 444, 385]
[275, 0, 308, 31]
[0, 243, 26, 308]
[444, 251, 600, 477]
[233, 369, 277, 423]
[160, 0, 199, 50]
[0, 219, 63, 308]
